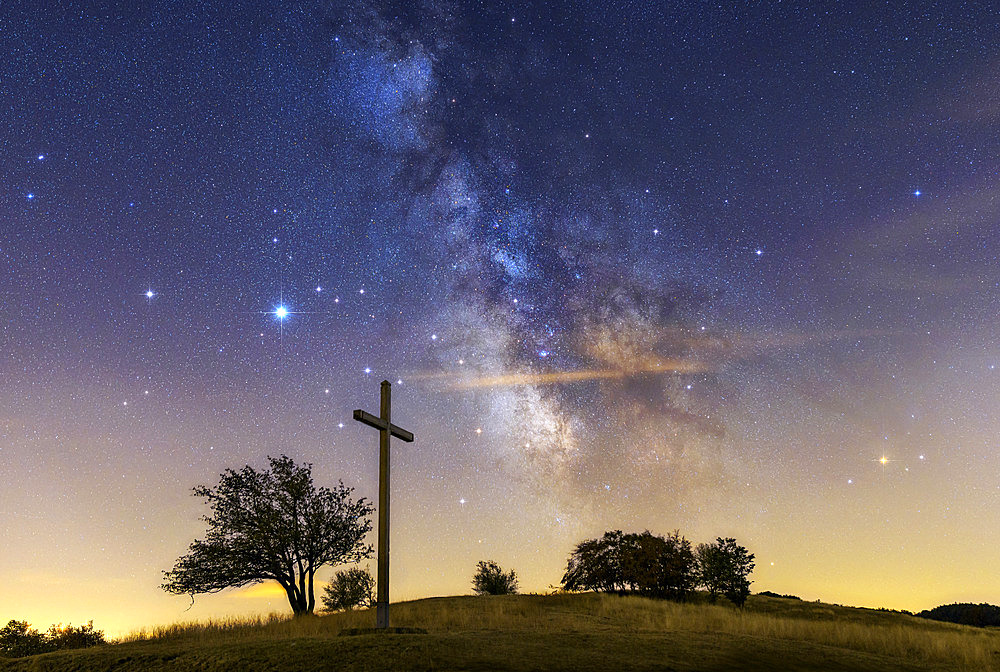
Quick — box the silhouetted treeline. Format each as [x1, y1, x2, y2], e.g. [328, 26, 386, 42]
[916, 603, 1000, 627]
[756, 591, 802, 600]
[0, 620, 105, 658]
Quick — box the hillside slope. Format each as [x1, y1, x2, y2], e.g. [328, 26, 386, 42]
[2, 593, 997, 671]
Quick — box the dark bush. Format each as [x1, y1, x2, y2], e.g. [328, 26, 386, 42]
[45, 622, 105, 650]
[0, 619, 105, 658]
[472, 560, 518, 595]
[0, 621, 49, 658]
[321, 566, 375, 611]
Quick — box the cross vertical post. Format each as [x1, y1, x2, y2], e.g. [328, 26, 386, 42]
[376, 380, 390, 629]
[353, 380, 414, 630]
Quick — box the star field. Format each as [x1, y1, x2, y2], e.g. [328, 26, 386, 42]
[3, 1, 1000, 634]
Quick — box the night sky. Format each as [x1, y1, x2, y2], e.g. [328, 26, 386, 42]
[4, 1, 1000, 634]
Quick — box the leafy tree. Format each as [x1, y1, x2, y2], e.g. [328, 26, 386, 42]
[0, 620, 49, 658]
[696, 537, 755, 607]
[472, 560, 518, 595]
[321, 566, 375, 611]
[162, 455, 373, 615]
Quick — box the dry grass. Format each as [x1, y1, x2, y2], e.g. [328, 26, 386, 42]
[104, 592, 1000, 671]
[589, 594, 1000, 671]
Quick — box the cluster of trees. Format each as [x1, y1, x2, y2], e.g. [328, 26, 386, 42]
[916, 603, 1000, 627]
[0, 620, 105, 658]
[561, 530, 755, 606]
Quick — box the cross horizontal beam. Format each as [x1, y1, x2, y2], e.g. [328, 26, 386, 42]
[352, 410, 414, 442]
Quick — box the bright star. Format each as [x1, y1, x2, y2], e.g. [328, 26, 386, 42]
[364, 367, 371, 374]
[26, 193, 34, 200]
[145, 290, 155, 299]
[37, 154, 45, 161]
[459, 498, 466, 505]
[316, 286, 322, 292]
[913, 189, 921, 196]
[274, 306, 289, 319]
[755, 248, 763, 256]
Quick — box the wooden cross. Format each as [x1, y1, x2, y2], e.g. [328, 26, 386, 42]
[354, 380, 414, 630]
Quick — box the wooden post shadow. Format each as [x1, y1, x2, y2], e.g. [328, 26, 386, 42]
[354, 380, 414, 630]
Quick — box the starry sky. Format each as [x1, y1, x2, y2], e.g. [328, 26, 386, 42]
[4, 1, 1000, 635]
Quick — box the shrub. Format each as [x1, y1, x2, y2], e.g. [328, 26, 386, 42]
[0, 620, 50, 658]
[0, 619, 104, 657]
[321, 566, 375, 611]
[46, 621, 106, 650]
[472, 560, 519, 595]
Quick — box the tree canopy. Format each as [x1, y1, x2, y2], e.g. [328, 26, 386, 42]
[162, 455, 373, 614]
[562, 530, 697, 599]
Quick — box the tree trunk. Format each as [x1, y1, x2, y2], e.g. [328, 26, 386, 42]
[307, 569, 315, 613]
[284, 584, 304, 614]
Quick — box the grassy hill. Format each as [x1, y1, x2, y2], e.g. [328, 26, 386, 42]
[2, 592, 999, 671]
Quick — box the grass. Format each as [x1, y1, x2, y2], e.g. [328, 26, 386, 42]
[3, 592, 999, 671]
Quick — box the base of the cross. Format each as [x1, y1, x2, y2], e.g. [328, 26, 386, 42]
[339, 626, 427, 636]
[376, 602, 388, 629]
